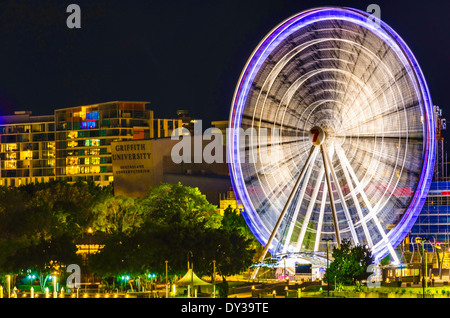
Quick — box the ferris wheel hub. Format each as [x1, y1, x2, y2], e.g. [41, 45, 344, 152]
[309, 126, 326, 146]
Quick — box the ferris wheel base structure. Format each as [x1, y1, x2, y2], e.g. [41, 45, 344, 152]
[228, 7, 435, 275]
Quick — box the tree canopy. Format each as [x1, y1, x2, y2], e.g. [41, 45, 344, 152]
[0, 180, 257, 287]
[0, 180, 111, 274]
[89, 183, 256, 279]
[324, 239, 374, 286]
[139, 182, 222, 229]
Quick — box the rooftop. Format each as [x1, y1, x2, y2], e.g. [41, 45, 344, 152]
[0, 111, 54, 125]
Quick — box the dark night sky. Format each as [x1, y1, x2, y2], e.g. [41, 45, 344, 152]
[0, 0, 448, 129]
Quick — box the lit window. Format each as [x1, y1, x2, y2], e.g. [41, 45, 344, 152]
[68, 131, 77, 139]
[85, 139, 100, 147]
[68, 140, 77, 148]
[5, 160, 16, 169]
[67, 157, 78, 166]
[90, 166, 100, 174]
[4, 144, 17, 152]
[90, 148, 100, 155]
[81, 120, 97, 129]
[86, 112, 99, 120]
[67, 166, 79, 175]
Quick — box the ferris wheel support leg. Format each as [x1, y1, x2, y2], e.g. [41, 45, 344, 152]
[250, 145, 318, 280]
[323, 144, 360, 245]
[293, 164, 325, 252]
[320, 144, 341, 248]
[314, 182, 328, 251]
[282, 149, 319, 254]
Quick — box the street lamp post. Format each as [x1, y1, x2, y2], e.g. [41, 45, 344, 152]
[6, 275, 10, 298]
[28, 274, 35, 288]
[87, 227, 93, 284]
[87, 227, 93, 256]
[421, 239, 425, 297]
[165, 260, 169, 298]
[53, 274, 58, 298]
[187, 251, 193, 297]
[416, 237, 428, 298]
[28, 274, 35, 298]
[150, 274, 156, 291]
[121, 275, 130, 292]
[212, 260, 216, 298]
[322, 238, 332, 297]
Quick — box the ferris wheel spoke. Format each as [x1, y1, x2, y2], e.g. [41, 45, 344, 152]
[339, 142, 401, 178]
[294, 163, 325, 252]
[281, 148, 319, 253]
[345, 47, 409, 112]
[242, 114, 309, 133]
[335, 145, 400, 262]
[340, 99, 420, 135]
[344, 49, 387, 108]
[320, 144, 341, 247]
[322, 143, 360, 245]
[335, 144, 377, 212]
[336, 148, 374, 247]
[253, 142, 312, 180]
[314, 180, 328, 251]
[256, 137, 308, 160]
[335, 135, 418, 142]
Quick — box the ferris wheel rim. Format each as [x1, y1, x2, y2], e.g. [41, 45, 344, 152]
[228, 6, 435, 264]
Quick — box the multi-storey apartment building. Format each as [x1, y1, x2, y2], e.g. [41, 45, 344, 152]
[0, 111, 55, 186]
[0, 101, 183, 187]
[54, 101, 154, 186]
[153, 118, 184, 138]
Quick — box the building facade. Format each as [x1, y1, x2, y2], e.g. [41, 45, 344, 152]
[0, 111, 55, 186]
[54, 101, 154, 186]
[0, 101, 181, 187]
[408, 105, 449, 248]
[410, 181, 450, 245]
[386, 105, 450, 280]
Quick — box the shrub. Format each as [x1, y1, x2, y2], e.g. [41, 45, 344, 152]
[353, 282, 363, 292]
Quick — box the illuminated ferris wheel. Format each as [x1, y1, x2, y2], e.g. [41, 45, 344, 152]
[228, 7, 435, 268]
